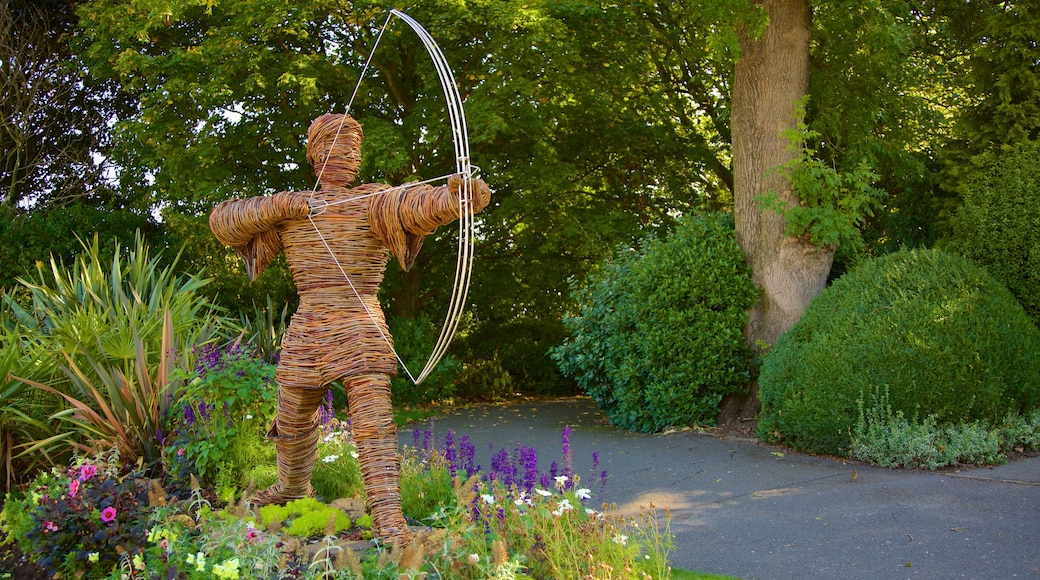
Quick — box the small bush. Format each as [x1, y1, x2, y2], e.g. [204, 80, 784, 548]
[759, 248, 1040, 456]
[12, 451, 152, 579]
[257, 497, 350, 539]
[165, 344, 278, 492]
[946, 139, 1040, 325]
[388, 314, 461, 406]
[552, 213, 759, 433]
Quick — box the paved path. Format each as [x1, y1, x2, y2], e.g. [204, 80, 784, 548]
[401, 397, 1040, 579]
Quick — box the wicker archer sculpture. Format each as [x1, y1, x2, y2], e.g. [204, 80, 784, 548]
[209, 113, 490, 542]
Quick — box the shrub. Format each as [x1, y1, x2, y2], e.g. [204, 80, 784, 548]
[759, 248, 1040, 456]
[552, 213, 759, 432]
[12, 450, 152, 579]
[164, 344, 278, 495]
[387, 314, 461, 406]
[257, 497, 351, 539]
[946, 139, 1040, 325]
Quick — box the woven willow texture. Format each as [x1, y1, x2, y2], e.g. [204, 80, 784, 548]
[209, 114, 490, 542]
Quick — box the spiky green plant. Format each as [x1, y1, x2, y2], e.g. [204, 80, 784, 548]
[0, 323, 58, 490]
[18, 309, 187, 469]
[6, 232, 225, 382]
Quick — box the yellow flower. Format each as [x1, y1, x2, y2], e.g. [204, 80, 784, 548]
[87, 552, 99, 563]
[212, 557, 240, 580]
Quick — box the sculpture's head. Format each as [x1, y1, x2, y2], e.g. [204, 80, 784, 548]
[307, 114, 362, 187]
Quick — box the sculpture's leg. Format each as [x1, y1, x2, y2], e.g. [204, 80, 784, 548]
[346, 373, 408, 543]
[251, 384, 323, 505]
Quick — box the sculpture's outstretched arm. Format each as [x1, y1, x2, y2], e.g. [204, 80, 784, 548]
[369, 176, 491, 271]
[209, 192, 311, 279]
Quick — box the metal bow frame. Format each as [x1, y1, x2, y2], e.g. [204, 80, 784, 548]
[309, 9, 476, 385]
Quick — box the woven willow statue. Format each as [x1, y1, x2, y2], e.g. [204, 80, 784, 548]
[209, 113, 490, 542]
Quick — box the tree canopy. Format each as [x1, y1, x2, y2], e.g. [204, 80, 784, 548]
[3, 0, 1033, 394]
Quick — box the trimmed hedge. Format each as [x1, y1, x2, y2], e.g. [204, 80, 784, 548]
[758, 248, 1040, 456]
[947, 139, 1040, 326]
[552, 213, 759, 433]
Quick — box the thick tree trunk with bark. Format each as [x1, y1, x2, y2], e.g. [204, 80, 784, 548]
[721, 0, 834, 422]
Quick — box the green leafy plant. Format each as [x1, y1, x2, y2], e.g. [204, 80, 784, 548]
[5, 233, 220, 381]
[757, 116, 887, 250]
[946, 139, 1040, 325]
[13, 450, 152, 579]
[257, 497, 351, 539]
[164, 343, 277, 493]
[759, 248, 1040, 457]
[0, 323, 57, 491]
[19, 310, 183, 469]
[552, 213, 759, 432]
[310, 418, 365, 501]
[851, 388, 1003, 469]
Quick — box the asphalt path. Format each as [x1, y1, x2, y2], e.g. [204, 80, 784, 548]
[400, 396, 1040, 579]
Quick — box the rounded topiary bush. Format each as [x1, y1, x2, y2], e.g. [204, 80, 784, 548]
[552, 213, 759, 433]
[758, 248, 1040, 456]
[946, 140, 1040, 326]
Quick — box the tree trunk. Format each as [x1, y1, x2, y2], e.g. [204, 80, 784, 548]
[721, 0, 834, 422]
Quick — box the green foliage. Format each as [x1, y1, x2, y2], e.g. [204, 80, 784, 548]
[454, 355, 516, 401]
[0, 235, 224, 486]
[946, 139, 1040, 325]
[13, 451, 152, 579]
[553, 213, 759, 433]
[19, 310, 183, 470]
[165, 344, 278, 489]
[850, 388, 1003, 469]
[398, 447, 457, 523]
[758, 119, 887, 249]
[310, 420, 365, 501]
[388, 315, 461, 407]
[257, 497, 350, 539]
[4, 233, 223, 387]
[0, 323, 56, 492]
[758, 249, 1040, 456]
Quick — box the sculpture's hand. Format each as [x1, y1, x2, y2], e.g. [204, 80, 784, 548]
[271, 191, 312, 220]
[448, 174, 491, 214]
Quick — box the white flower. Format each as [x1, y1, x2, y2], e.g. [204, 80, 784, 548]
[552, 498, 574, 516]
[575, 488, 592, 500]
[554, 475, 569, 488]
[481, 493, 496, 505]
[585, 508, 597, 516]
[245, 414, 253, 420]
[513, 491, 528, 506]
[350, 451, 359, 459]
[322, 455, 339, 463]
[468, 553, 481, 565]
[534, 488, 553, 497]
[613, 534, 629, 545]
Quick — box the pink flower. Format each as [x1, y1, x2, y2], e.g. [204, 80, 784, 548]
[177, 448, 184, 457]
[100, 506, 117, 523]
[78, 464, 97, 481]
[69, 479, 80, 497]
[43, 521, 58, 532]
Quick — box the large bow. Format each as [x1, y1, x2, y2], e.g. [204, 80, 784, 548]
[311, 9, 476, 385]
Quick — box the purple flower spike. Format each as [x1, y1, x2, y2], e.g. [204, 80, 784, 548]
[444, 429, 457, 475]
[521, 446, 539, 493]
[561, 425, 573, 478]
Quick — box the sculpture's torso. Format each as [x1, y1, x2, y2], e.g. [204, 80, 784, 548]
[277, 183, 398, 387]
